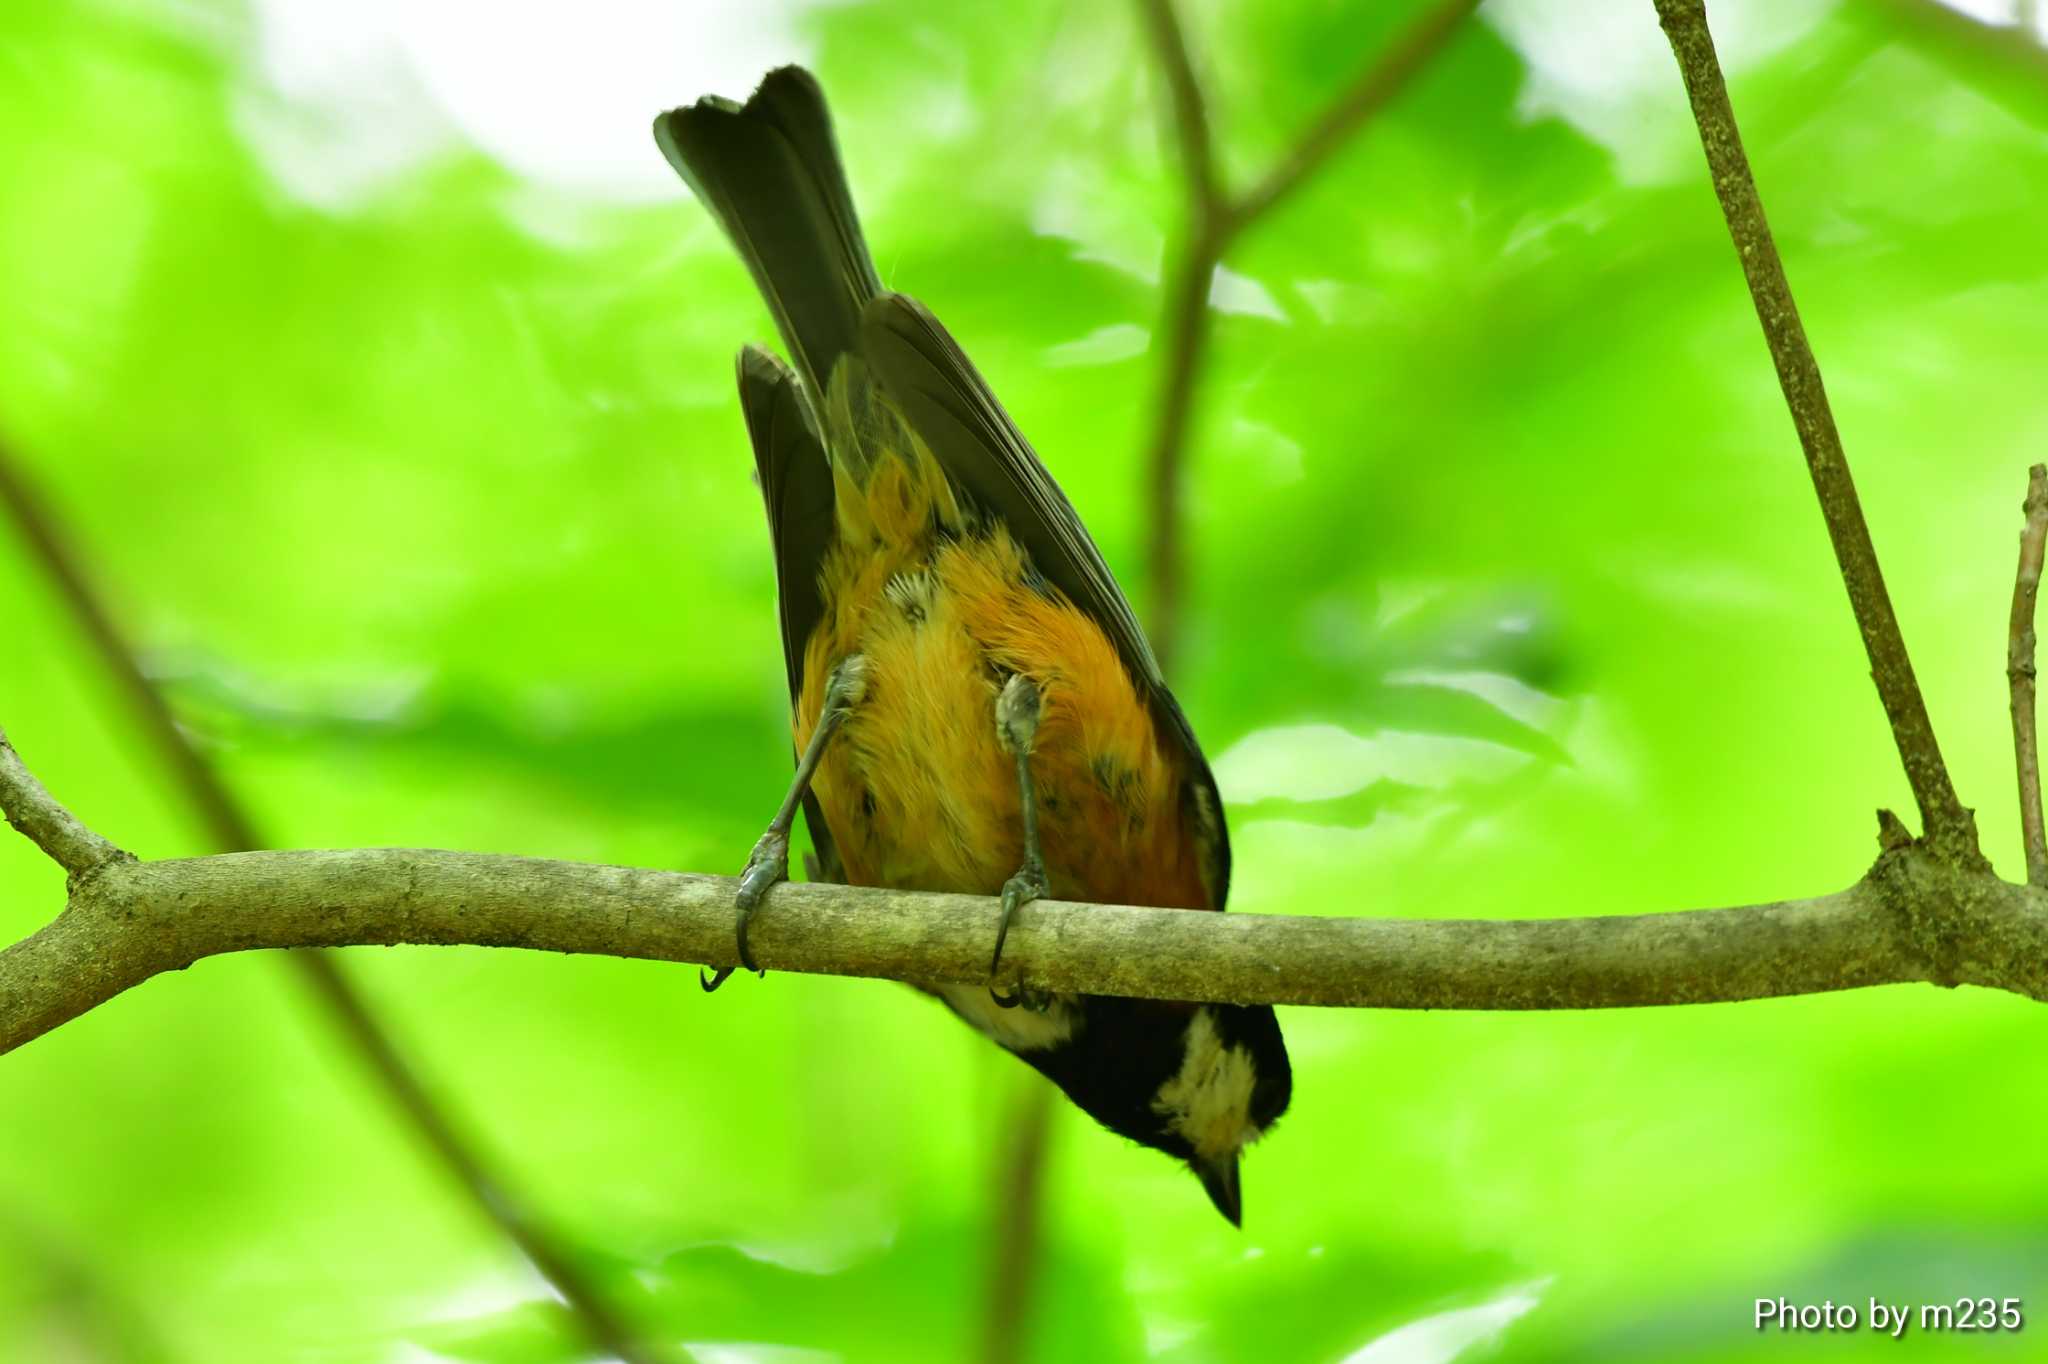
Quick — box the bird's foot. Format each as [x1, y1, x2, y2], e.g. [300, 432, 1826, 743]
[989, 980, 1054, 1012]
[986, 860, 1047, 1009]
[701, 828, 788, 992]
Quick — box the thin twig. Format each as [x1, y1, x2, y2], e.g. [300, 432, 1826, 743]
[0, 447, 673, 1364]
[1228, 0, 1482, 232]
[7, 839, 2047, 1059]
[1134, 0, 1478, 672]
[2009, 464, 2048, 886]
[1141, 235, 1224, 674]
[0, 728, 128, 876]
[1654, 0, 1980, 866]
[1133, 0, 1226, 674]
[0, 1202, 178, 1363]
[977, 1083, 1056, 1364]
[0, 456, 258, 855]
[1134, 0, 1221, 217]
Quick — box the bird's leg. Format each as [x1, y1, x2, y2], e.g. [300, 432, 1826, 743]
[703, 654, 868, 992]
[989, 673, 1050, 1009]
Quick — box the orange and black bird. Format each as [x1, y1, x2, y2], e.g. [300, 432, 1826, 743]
[654, 67, 1290, 1225]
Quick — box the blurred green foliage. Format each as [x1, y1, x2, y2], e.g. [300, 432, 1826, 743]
[5, 0, 2048, 1359]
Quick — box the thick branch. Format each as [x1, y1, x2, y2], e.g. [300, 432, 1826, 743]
[2009, 464, 2048, 886]
[7, 843, 2045, 1057]
[1655, 0, 1978, 863]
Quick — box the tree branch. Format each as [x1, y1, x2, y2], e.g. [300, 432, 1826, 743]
[1654, 0, 1980, 865]
[0, 728, 128, 878]
[1134, 0, 1225, 674]
[1134, 0, 1478, 672]
[0, 449, 673, 1364]
[976, 1082, 1055, 1364]
[2009, 464, 2048, 887]
[8, 836, 2047, 1058]
[0, 450, 262, 855]
[1227, 0, 1482, 233]
[1133, 0, 1221, 220]
[1140, 235, 1222, 674]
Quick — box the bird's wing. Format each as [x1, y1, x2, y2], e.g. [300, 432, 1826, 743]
[736, 343, 844, 881]
[860, 291, 1230, 908]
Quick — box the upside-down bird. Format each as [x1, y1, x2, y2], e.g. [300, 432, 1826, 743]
[654, 66, 1290, 1225]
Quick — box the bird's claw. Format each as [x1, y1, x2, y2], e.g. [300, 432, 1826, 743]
[987, 860, 1047, 1007]
[989, 862, 1047, 973]
[988, 979, 1052, 1012]
[704, 830, 789, 994]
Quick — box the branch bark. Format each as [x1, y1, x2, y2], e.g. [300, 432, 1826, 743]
[0, 728, 129, 877]
[9, 838, 2048, 1058]
[2009, 464, 2048, 886]
[1654, 0, 1980, 866]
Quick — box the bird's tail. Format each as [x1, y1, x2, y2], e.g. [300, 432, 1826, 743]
[655, 67, 880, 413]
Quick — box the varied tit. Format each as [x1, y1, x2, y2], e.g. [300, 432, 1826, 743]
[654, 67, 1291, 1225]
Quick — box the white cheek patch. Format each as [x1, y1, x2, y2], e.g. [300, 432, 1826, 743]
[1151, 1009, 1259, 1161]
[939, 985, 1081, 1052]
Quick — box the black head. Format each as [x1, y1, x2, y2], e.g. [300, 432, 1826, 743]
[1021, 998, 1291, 1226]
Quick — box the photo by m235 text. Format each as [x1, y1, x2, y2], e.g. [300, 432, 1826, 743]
[1755, 1297, 2025, 1338]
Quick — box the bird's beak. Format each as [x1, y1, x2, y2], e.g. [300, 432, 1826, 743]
[1196, 1154, 1242, 1227]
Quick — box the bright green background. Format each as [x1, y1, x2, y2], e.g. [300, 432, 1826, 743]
[5, 0, 2048, 1359]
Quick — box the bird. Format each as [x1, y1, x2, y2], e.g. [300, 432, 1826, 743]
[654, 66, 1290, 1226]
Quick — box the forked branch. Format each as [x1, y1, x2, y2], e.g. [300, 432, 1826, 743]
[1135, 0, 1481, 673]
[1654, 0, 1980, 866]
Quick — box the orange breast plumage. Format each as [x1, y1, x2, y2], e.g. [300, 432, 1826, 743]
[794, 450, 1213, 917]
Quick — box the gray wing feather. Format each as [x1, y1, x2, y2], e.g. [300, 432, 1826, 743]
[737, 344, 832, 701]
[736, 343, 843, 882]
